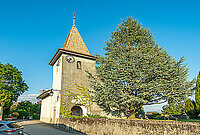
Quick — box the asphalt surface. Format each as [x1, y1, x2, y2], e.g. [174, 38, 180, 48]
[18, 120, 83, 135]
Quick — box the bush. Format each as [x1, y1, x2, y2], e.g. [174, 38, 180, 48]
[33, 114, 40, 119]
[17, 109, 29, 119]
[12, 112, 19, 117]
[149, 113, 162, 119]
[65, 114, 107, 119]
[66, 115, 82, 119]
[85, 114, 107, 118]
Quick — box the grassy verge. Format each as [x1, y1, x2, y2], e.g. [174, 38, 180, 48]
[177, 119, 200, 122]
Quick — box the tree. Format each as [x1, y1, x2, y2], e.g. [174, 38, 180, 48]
[185, 99, 196, 118]
[0, 63, 28, 101]
[17, 109, 29, 119]
[0, 63, 28, 114]
[16, 101, 33, 113]
[32, 104, 41, 115]
[195, 71, 200, 113]
[184, 71, 200, 118]
[162, 103, 184, 115]
[89, 17, 194, 118]
[16, 101, 41, 115]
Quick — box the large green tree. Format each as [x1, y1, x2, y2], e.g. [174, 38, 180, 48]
[89, 17, 194, 118]
[0, 63, 28, 114]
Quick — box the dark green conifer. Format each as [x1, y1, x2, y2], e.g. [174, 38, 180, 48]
[89, 17, 194, 118]
[185, 99, 196, 118]
[195, 71, 200, 113]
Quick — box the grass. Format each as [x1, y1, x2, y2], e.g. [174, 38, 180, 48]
[176, 119, 200, 122]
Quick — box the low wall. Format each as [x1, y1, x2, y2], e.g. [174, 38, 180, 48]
[59, 117, 200, 135]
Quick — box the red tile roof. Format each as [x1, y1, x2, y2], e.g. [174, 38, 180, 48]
[62, 26, 91, 56]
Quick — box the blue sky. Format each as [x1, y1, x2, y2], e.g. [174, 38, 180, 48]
[0, 0, 200, 112]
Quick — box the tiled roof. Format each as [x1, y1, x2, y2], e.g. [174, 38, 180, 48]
[62, 26, 91, 55]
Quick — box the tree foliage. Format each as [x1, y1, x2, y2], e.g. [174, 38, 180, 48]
[89, 17, 194, 117]
[16, 101, 41, 115]
[0, 63, 28, 115]
[195, 71, 200, 113]
[162, 103, 184, 115]
[185, 99, 196, 118]
[0, 63, 28, 101]
[17, 109, 29, 119]
[184, 71, 200, 118]
[135, 107, 145, 118]
[0, 89, 14, 109]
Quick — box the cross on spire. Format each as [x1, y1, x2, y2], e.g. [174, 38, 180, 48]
[73, 12, 75, 26]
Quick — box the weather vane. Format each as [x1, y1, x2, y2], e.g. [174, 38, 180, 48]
[73, 12, 75, 26]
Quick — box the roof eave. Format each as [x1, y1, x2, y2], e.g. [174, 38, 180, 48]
[49, 48, 96, 66]
[36, 90, 51, 99]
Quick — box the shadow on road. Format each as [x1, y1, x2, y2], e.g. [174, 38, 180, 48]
[18, 120, 86, 135]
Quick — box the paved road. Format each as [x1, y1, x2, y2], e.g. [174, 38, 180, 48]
[18, 120, 82, 135]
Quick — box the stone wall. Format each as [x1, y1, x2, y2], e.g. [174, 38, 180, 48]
[60, 54, 105, 116]
[59, 116, 200, 135]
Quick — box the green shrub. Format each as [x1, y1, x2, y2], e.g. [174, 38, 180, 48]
[185, 99, 197, 118]
[65, 115, 82, 119]
[149, 113, 162, 119]
[85, 114, 107, 118]
[17, 109, 29, 119]
[12, 112, 19, 117]
[33, 114, 40, 119]
[65, 114, 107, 119]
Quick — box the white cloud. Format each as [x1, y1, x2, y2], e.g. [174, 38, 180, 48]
[17, 94, 39, 103]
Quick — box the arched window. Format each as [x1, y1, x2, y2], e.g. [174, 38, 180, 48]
[77, 61, 81, 69]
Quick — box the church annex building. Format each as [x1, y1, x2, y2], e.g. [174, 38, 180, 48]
[37, 14, 105, 123]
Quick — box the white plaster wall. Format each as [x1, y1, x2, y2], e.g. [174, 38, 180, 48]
[40, 91, 61, 123]
[40, 55, 62, 123]
[51, 55, 62, 122]
[80, 105, 87, 116]
[52, 56, 62, 90]
[40, 96, 52, 123]
[51, 90, 61, 121]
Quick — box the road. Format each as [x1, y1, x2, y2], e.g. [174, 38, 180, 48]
[18, 120, 83, 135]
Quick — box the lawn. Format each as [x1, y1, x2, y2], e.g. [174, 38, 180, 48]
[177, 119, 200, 122]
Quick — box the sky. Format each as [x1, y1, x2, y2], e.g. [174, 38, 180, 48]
[0, 0, 200, 112]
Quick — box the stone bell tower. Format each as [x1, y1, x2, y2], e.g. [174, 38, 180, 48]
[48, 13, 104, 117]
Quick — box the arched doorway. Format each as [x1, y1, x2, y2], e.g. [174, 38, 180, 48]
[71, 106, 83, 116]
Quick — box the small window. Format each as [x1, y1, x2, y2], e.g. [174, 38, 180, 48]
[77, 61, 81, 69]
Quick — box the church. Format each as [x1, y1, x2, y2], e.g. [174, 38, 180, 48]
[37, 13, 105, 123]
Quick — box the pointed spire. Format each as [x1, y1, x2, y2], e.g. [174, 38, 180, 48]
[73, 12, 75, 26]
[62, 13, 91, 55]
